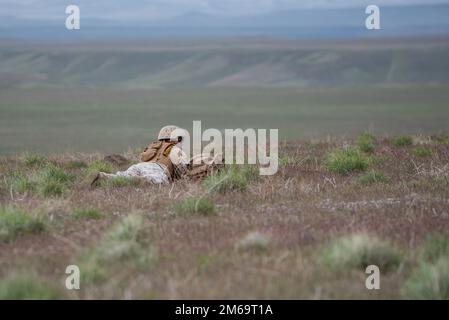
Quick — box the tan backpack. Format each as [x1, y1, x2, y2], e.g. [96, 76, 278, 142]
[140, 140, 176, 178]
[187, 154, 224, 181]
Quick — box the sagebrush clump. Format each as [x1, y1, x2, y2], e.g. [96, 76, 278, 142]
[419, 233, 449, 262]
[236, 231, 271, 252]
[81, 214, 155, 283]
[402, 257, 449, 299]
[0, 275, 61, 300]
[321, 233, 401, 271]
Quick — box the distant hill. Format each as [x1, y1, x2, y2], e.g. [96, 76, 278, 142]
[1, 37, 449, 89]
[1, 4, 449, 40]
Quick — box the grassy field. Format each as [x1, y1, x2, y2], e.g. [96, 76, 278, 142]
[1, 85, 449, 155]
[0, 134, 448, 299]
[1, 37, 449, 299]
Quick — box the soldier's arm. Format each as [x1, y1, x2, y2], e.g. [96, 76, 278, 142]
[169, 145, 189, 179]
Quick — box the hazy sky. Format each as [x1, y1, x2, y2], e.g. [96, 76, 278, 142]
[2, 0, 449, 20]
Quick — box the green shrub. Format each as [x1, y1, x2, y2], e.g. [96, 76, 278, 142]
[321, 233, 401, 271]
[358, 170, 387, 186]
[420, 233, 449, 262]
[402, 257, 449, 299]
[0, 275, 61, 299]
[203, 165, 257, 193]
[356, 133, 376, 153]
[0, 206, 47, 242]
[326, 148, 371, 174]
[413, 146, 432, 157]
[174, 197, 216, 216]
[393, 136, 413, 146]
[73, 208, 102, 220]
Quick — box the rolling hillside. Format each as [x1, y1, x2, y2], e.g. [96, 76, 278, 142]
[1, 38, 449, 88]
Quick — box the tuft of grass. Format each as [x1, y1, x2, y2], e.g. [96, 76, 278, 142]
[431, 134, 449, 145]
[236, 231, 271, 252]
[43, 165, 72, 183]
[203, 165, 257, 193]
[420, 233, 449, 262]
[241, 164, 259, 181]
[358, 170, 387, 186]
[402, 257, 449, 299]
[9, 171, 37, 193]
[325, 147, 371, 175]
[106, 214, 147, 243]
[356, 133, 376, 153]
[99, 176, 143, 188]
[81, 214, 155, 283]
[72, 208, 102, 220]
[393, 136, 413, 147]
[0, 206, 47, 242]
[23, 153, 48, 167]
[41, 180, 63, 196]
[64, 160, 87, 169]
[431, 176, 449, 193]
[279, 155, 296, 166]
[0, 275, 61, 299]
[321, 233, 401, 271]
[413, 146, 432, 157]
[174, 196, 216, 216]
[40, 165, 73, 196]
[86, 159, 114, 174]
[8, 164, 73, 197]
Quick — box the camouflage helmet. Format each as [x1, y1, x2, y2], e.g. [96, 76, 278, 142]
[158, 125, 181, 141]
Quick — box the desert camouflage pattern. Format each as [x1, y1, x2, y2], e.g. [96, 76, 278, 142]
[157, 125, 180, 141]
[102, 145, 188, 184]
[103, 162, 170, 184]
[168, 144, 188, 177]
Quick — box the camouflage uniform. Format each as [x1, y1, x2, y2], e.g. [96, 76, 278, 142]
[101, 144, 188, 184]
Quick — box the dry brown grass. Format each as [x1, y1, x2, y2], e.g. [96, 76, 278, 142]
[0, 135, 449, 299]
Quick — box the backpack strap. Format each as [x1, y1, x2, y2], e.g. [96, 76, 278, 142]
[155, 141, 176, 179]
[140, 140, 177, 179]
[140, 141, 163, 162]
